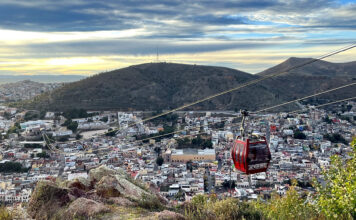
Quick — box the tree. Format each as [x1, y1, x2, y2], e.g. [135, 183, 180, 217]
[106, 128, 116, 137]
[177, 137, 190, 147]
[0, 162, 28, 173]
[324, 133, 348, 145]
[154, 147, 161, 154]
[293, 130, 306, 139]
[313, 138, 356, 219]
[76, 134, 83, 140]
[62, 119, 78, 132]
[100, 116, 108, 123]
[222, 180, 236, 189]
[156, 156, 164, 166]
[3, 111, 11, 120]
[37, 152, 49, 158]
[252, 180, 318, 220]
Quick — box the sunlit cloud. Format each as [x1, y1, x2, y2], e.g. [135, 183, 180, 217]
[0, 0, 354, 75]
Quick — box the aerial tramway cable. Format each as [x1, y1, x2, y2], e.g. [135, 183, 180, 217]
[132, 81, 356, 143]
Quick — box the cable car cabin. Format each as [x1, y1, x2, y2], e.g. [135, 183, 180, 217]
[231, 136, 271, 175]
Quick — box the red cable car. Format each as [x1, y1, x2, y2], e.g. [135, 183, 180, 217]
[231, 110, 271, 175]
[231, 136, 271, 174]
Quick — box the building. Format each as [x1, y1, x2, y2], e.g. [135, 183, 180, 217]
[171, 148, 215, 162]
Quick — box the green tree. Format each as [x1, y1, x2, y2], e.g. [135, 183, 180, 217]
[293, 130, 306, 139]
[313, 138, 356, 219]
[252, 180, 318, 220]
[156, 156, 164, 166]
[37, 152, 50, 158]
[62, 119, 78, 132]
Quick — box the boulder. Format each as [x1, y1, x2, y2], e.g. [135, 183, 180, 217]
[107, 197, 135, 206]
[95, 175, 121, 198]
[67, 177, 91, 191]
[89, 165, 126, 183]
[155, 210, 186, 220]
[63, 198, 109, 219]
[94, 171, 152, 201]
[114, 174, 151, 201]
[27, 181, 70, 220]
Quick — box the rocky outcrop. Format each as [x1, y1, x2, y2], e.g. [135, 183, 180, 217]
[27, 181, 71, 220]
[89, 165, 126, 183]
[27, 165, 184, 220]
[63, 198, 110, 218]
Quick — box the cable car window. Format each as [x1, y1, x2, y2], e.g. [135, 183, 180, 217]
[237, 143, 244, 166]
[247, 143, 269, 170]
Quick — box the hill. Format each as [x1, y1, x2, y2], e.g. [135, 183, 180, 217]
[257, 58, 356, 104]
[21, 63, 291, 111]
[20, 59, 356, 112]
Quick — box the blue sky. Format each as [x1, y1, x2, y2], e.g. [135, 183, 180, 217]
[0, 0, 355, 75]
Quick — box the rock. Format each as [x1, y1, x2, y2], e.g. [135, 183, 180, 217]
[67, 177, 91, 191]
[95, 175, 121, 198]
[148, 183, 169, 205]
[94, 172, 152, 201]
[27, 181, 70, 220]
[89, 165, 126, 183]
[107, 197, 135, 207]
[155, 210, 186, 220]
[63, 198, 109, 219]
[114, 174, 151, 201]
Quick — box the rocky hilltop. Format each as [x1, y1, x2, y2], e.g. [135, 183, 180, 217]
[27, 165, 184, 220]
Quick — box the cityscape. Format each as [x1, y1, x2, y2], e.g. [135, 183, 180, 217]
[0, 0, 356, 219]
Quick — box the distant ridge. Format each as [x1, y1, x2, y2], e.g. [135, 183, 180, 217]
[0, 75, 86, 84]
[19, 59, 356, 112]
[257, 57, 356, 102]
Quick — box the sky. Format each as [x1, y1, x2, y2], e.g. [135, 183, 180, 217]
[0, 0, 355, 75]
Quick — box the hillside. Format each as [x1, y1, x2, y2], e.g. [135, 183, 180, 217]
[257, 58, 356, 103]
[20, 59, 356, 112]
[21, 63, 291, 111]
[0, 80, 62, 102]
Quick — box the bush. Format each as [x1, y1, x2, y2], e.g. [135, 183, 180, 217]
[184, 194, 263, 220]
[313, 138, 356, 219]
[252, 181, 319, 220]
[156, 156, 164, 166]
[0, 206, 13, 220]
[0, 162, 29, 173]
[293, 130, 306, 139]
[324, 133, 348, 145]
[138, 194, 163, 211]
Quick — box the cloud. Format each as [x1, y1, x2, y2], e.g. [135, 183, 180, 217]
[0, 0, 355, 75]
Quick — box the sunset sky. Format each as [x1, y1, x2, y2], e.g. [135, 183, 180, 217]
[0, 0, 355, 75]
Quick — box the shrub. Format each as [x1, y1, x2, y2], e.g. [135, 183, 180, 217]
[313, 137, 356, 219]
[138, 193, 163, 211]
[184, 194, 263, 220]
[252, 182, 319, 220]
[0, 206, 13, 220]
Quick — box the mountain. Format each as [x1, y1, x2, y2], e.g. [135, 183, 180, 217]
[19, 59, 356, 112]
[257, 58, 356, 103]
[259, 57, 356, 77]
[0, 75, 85, 84]
[20, 62, 292, 111]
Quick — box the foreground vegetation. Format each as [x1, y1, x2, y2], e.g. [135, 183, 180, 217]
[183, 138, 356, 220]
